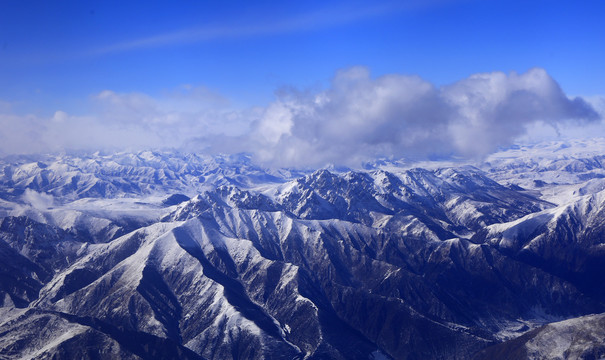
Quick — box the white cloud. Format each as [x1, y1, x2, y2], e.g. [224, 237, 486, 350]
[0, 85, 251, 156]
[22, 189, 54, 209]
[228, 67, 599, 167]
[0, 68, 600, 167]
[442, 68, 599, 156]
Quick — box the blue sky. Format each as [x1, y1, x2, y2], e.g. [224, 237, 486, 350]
[0, 0, 604, 164]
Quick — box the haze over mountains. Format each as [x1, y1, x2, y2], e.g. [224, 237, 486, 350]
[0, 139, 604, 359]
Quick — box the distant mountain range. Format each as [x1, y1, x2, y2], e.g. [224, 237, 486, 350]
[1, 139, 605, 359]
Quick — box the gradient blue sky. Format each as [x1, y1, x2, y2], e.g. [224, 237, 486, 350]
[0, 1, 604, 164]
[1, 0, 604, 114]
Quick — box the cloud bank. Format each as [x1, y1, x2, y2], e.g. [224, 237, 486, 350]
[0, 68, 600, 167]
[222, 67, 600, 166]
[0, 85, 254, 155]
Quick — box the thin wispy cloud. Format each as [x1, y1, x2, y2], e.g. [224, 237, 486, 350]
[90, 1, 441, 56]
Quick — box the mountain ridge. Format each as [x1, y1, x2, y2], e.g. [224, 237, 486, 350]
[1, 141, 605, 359]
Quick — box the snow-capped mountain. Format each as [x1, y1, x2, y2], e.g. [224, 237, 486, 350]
[1, 140, 605, 359]
[475, 312, 605, 360]
[0, 151, 295, 203]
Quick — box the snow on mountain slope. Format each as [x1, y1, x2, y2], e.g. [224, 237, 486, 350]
[3, 179, 588, 358]
[7, 197, 165, 243]
[481, 189, 605, 250]
[524, 312, 605, 360]
[0, 307, 206, 360]
[0, 151, 291, 202]
[475, 312, 605, 360]
[1, 140, 605, 359]
[270, 166, 550, 237]
[473, 188, 605, 303]
[482, 138, 605, 205]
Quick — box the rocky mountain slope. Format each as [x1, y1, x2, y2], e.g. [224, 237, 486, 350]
[0, 141, 605, 359]
[474, 312, 605, 360]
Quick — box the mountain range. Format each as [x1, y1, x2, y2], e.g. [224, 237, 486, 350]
[1, 139, 605, 359]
